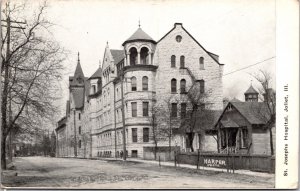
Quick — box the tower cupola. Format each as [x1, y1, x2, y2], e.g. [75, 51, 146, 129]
[244, 84, 259, 102]
[123, 24, 156, 66]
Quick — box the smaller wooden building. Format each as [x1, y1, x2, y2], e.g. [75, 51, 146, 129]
[214, 85, 275, 155]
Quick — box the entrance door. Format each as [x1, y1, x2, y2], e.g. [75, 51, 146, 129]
[228, 129, 238, 147]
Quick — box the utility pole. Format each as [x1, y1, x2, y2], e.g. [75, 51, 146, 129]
[113, 84, 117, 158]
[73, 110, 77, 157]
[120, 72, 126, 160]
[1, 5, 26, 165]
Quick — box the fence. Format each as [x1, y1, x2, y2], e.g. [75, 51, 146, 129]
[176, 151, 275, 173]
[143, 146, 180, 161]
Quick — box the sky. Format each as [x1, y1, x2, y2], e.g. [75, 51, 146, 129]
[23, 0, 276, 118]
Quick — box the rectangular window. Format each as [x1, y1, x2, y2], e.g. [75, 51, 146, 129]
[171, 103, 177, 117]
[131, 102, 137, 117]
[143, 128, 149, 142]
[79, 126, 81, 135]
[131, 150, 138, 158]
[78, 113, 81, 120]
[92, 85, 96, 94]
[143, 102, 149, 117]
[200, 80, 205, 93]
[181, 103, 186, 119]
[78, 140, 81, 148]
[132, 128, 137, 143]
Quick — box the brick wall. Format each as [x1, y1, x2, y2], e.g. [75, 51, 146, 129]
[154, 23, 223, 111]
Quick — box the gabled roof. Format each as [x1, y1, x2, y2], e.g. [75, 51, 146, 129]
[110, 49, 125, 65]
[194, 110, 223, 131]
[178, 110, 222, 133]
[215, 101, 270, 127]
[157, 23, 223, 66]
[89, 67, 102, 80]
[230, 102, 270, 125]
[244, 85, 259, 94]
[122, 27, 156, 45]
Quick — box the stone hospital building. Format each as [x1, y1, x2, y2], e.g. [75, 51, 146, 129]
[56, 23, 224, 158]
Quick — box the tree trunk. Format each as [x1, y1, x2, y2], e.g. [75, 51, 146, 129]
[1, 59, 9, 170]
[154, 140, 158, 160]
[1, 132, 7, 170]
[269, 127, 274, 155]
[188, 133, 194, 152]
[168, 136, 171, 159]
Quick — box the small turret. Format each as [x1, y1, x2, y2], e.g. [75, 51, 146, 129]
[244, 83, 259, 102]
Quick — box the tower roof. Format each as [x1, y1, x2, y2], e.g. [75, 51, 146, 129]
[70, 52, 85, 86]
[74, 52, 84, 77]
[122, 28, 156, 45]
[244, 85, 258, 94]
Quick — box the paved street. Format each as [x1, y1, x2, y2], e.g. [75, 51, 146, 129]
[2, 156, 274, 189]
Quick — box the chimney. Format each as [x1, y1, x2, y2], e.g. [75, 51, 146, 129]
[174, 23, 183, 28]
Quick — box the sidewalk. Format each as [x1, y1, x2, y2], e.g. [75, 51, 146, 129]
[97, 157, 274, 178]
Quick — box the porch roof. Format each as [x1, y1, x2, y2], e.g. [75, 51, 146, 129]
[220, 118, 239, 128]
[176, 110, 222, 134]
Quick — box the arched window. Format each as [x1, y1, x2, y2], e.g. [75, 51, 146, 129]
[171, 55, 176, 68]
[171, 79, 177, 93]
[142, 76, 148, 91]
[200, 80, 205, 93]
[180, 79, 186, 93]
[129, 47, 138, 65]
[131, 76, 137, 91]
[180, 56, 185, 68]
[200, 57, 204, 70]
[140, 47, 149, 65]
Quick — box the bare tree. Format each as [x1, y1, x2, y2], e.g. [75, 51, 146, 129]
[251, 69, 276, 155]
[149, 102, 175, 160]
[181, 81, 214, 152]
[1, 1, 66, 169]
[159, 95, 180, 157]
[149, 103, 159, 160]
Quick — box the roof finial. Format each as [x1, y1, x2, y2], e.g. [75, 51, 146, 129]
[251, 79, 253, 85]
[138, 18, 141, 28]
[106, 41, 109, 48]
[99, 60, 101, 67]
[77, 52, 80, 63]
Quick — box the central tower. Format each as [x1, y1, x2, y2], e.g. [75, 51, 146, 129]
[121, 26, 158, 158]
